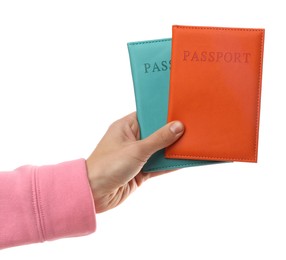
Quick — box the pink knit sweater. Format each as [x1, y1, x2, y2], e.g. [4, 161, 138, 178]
[0, 159, 96, 249]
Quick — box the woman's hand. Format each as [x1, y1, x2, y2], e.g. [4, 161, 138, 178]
[86, 112, 184, 213]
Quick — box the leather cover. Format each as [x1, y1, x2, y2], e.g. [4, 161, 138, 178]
[127, 38, 218, 172]
[166, 25, 265, 162]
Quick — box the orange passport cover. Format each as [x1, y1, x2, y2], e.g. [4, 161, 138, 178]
[166, 25, 265, 162]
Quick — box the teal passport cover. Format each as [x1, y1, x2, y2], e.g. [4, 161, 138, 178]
[127, 38, 217, 172]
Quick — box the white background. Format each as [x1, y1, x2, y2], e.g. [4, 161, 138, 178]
[0, 0, 285, 259]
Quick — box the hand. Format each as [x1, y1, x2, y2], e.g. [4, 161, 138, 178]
[86, 112, 184, 213]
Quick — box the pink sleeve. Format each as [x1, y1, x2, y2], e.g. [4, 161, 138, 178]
[0, 159, 96, 249]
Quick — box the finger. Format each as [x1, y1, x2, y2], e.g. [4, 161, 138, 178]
[139, 121, 184, 156]
[121, 112, 137, 124]
[107, 112, 139, 140]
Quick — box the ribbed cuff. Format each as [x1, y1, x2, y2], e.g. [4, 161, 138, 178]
[35, 159, 96, 241]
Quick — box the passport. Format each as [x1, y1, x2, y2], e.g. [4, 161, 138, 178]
[166, 25, 265, 162]
[127, 38, 218, 172]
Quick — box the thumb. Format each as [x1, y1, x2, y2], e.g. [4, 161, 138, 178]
[140, 121, 184, 156]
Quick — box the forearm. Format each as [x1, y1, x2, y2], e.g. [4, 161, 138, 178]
[0, 159, 96, 249]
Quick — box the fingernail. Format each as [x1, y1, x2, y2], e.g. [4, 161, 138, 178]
[170, 121, 184, 134]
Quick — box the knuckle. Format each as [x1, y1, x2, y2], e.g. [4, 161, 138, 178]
[158, 130, 170, 145]
[130, 143, 149, 163]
